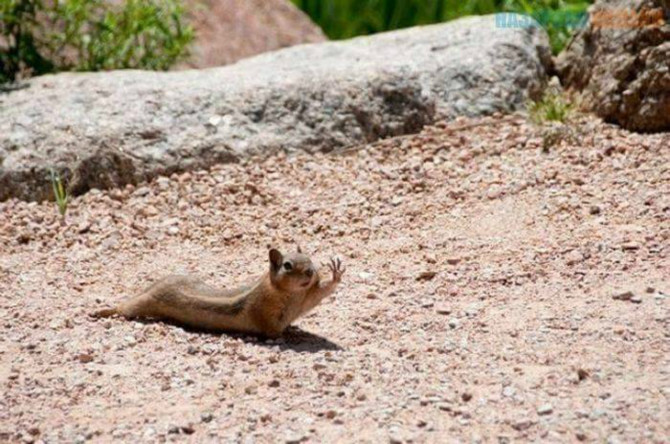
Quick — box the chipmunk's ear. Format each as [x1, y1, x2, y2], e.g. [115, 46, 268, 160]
[269, 248, 283, 272]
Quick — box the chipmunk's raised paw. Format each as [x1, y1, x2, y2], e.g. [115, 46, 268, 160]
[327, 257, 345, 282]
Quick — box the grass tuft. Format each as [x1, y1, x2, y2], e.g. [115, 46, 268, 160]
[49, 169, 69, 218]
[528, 90, 573, 124]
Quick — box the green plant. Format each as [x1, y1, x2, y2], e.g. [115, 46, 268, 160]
[292, 0, 590, 54]
[1, 0, 193, 84]
[528, 90, 574, 124]
[504, 0, 589, 54]
[49, 169, 69, 218]
[0, 0, 54, 83]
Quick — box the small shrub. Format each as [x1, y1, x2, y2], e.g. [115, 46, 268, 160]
[0, 0, 54, 83]
[1, 0, 193, 83]
[292, 0, 590, 54]
[528, 90, 573, 124]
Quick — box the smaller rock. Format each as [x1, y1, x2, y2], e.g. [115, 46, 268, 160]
[502, 386, 515, 397]
[435, 304, 451, 315]
[436, 402, 453, 412]
[512, 419, 534, 431]
[486, 186, 503, 200]
[27, 427, 40, 436]
[134, 186, 151, 196]
[156, 177, 170, 190]
[109, 189, 125, 201]
[621, 242, 640, 251]
[140, 205, 159, 217]
[77, 221, 91, 234]
[612, 291, 634, 301]
[284, 431, 308, 444]
[167, 426, 180, 434]
[17, 232, 31, 244]
[200, 412, 214, 423]
[268, 380, 280, 388]
[577, 368, 589, 381]
[416, 271, 437, 281]
[448, 318, 459, 329]
[630, 295, 642, 304]
[424, 253, 437, 264]
[589, 205, 601, 215]
[446, 257, 461, 265]
[461, 392, 473, 402]
[358, 272, 373, 281]
[537, 404, 553, 415]
[565, 250, 584, 266]
[77, 353, 94, 364]
[180, 425, 195, 435]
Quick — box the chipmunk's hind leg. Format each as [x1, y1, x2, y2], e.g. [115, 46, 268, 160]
[91, 307, 118, 318]
[91, 292, 156, 320]
[115, 293, 157, 319]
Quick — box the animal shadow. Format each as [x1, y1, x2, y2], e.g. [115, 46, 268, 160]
[269, 326, 343, 353]
[225, 326, 343, 353]
[105, 316, 343, 353]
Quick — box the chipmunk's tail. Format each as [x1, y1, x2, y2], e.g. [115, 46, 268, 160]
[90, 307, 118, 318]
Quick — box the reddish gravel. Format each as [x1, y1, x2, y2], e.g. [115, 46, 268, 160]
[1, 114, 669, 443]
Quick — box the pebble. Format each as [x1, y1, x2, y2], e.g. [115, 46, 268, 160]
[448, 318, 459, 329]
[612, 290, 634, 301]
[285, 432, 307, 444]
[435, 304, 451, 315]
[200, 412, 214, 423]
[156, 177, 170, 190]
[416, 270, 437, 281]
[537, 404, 553, 415]
[512, 419, 534, 431]
[436, 402, 453, 411]
[134, 186, 151, 196]
[565, 250, 584, 266]
[77, 221, 91, 234]
[358, 272, 373, 281]
[502, 386, 515, 397]
[140, 205, 159, 217]
[77, 354, 94, 364]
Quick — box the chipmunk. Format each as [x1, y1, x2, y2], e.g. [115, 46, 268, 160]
[92, 248, 345, 338]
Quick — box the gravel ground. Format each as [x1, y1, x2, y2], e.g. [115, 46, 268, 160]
[1, 114, 668, 443]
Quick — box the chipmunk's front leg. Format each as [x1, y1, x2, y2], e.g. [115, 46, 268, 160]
[301, 258, 345, 315]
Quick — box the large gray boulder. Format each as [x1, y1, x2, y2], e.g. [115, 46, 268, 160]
[556, 0, 670, 132]
[0, 15, 550, 201]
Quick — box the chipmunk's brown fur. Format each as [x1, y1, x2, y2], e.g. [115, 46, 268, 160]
[92, 248, 345, 338]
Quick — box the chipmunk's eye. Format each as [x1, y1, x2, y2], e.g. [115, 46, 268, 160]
[305, 268, 314, 278]
[283, 262, 293, 271]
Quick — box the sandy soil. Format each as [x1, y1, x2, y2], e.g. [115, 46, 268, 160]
[1, 114, 668, 443]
